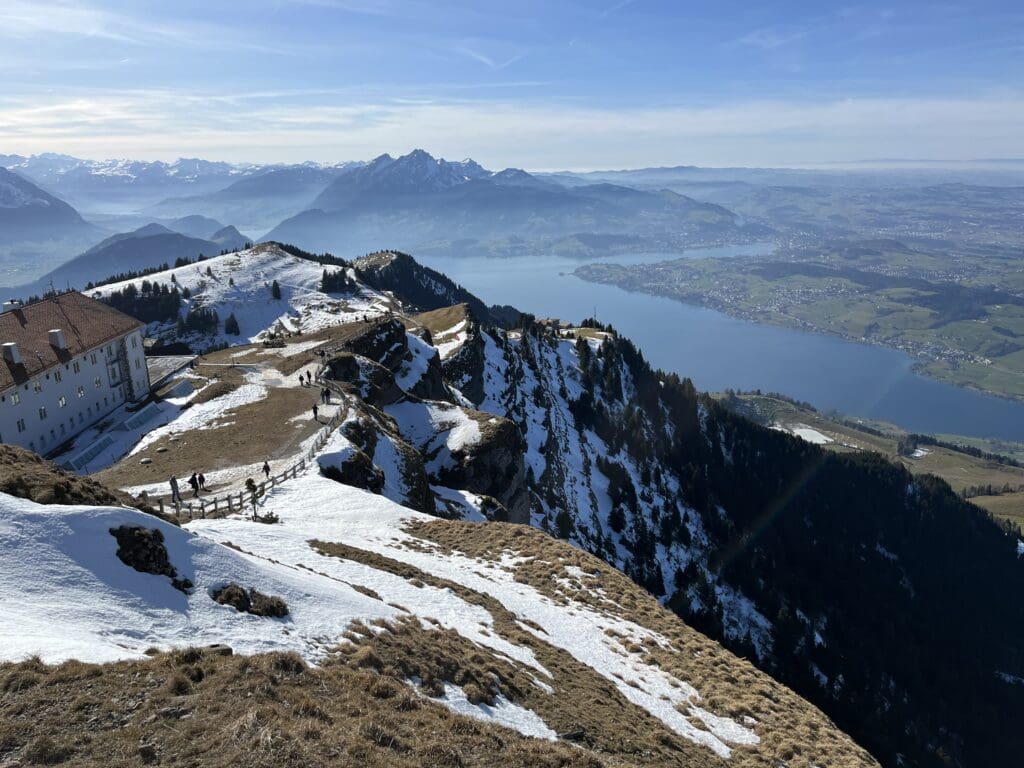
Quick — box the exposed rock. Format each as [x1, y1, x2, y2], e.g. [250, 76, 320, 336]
[109, 526, 192, 593]
[437, 414, 530, 524]
[321, 447, 385, 494]
[211, 583, 289, 618]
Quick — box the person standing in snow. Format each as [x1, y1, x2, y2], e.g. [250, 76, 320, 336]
[169, 477, 182, 505]
[312, 403, 319, 421]
[188, 472, 200, 498]
[263, 460, 271, 479]
[198, 472, 207, 491]
[298, 373, 305, 387]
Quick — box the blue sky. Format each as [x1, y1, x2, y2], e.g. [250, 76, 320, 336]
[0, 0, 1021, 168]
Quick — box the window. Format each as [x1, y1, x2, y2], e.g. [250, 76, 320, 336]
[16, 419, 25, 433]
[60, 423, 65, 435]
[77, 385, 85, 398]
[131, 335, 138, 348]
[33, 380, 42, 393]
[58, 396, 67, 408]
[90, 353, 97, 365]
[54, 370, 62, 383]
[10, 392, 19, 405]
[94, 376, 101, 388]
[38, 406, 47, 420]
[135, 358, 141, 369]
[73, 361, 80, 374]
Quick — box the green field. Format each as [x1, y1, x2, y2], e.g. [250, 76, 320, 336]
[578, 249, 1024, 401]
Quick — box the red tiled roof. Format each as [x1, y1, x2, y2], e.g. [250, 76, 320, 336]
[0, 292, 142, 391]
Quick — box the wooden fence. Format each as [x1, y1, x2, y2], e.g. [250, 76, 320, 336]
[163, 373, 348, 521]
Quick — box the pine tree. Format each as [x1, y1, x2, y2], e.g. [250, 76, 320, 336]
[271, 280, 282, 299]
[224, 313, 240, 335]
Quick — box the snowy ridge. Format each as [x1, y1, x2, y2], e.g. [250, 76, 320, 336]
[0, 470, 769, 758]
[89, 244, 393, 347]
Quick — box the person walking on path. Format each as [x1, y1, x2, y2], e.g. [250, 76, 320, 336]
[198, 472, 207, 491]
[169, 477, 182, 505]
[263, 460, 271, 480]
[188, 472, 200, 498]
[312, 403, 319, 421]
[298, 373, 305, 387]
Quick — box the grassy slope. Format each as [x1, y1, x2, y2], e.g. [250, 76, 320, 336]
[717, 392, 1024, 528]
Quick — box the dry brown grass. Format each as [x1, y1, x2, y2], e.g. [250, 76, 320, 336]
[399, 519, 879, 768]
[0, 648, 602, 768]
[96, 385, 322, 494]
[0, 445, 166, 520]
[411, 304, 469, 339]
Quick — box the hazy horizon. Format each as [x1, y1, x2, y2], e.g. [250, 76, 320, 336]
[1, 1, 1022, 168]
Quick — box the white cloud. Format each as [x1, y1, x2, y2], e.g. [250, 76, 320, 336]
[0, 90, 1022, 168]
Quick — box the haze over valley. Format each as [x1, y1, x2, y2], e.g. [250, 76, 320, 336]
[2, 2, 1024, 767]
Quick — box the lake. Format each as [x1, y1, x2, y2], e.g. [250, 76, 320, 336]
[416, 246, 1024, 442]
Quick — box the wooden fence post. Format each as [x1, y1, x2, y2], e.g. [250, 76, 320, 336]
[158, 499, 165, 515]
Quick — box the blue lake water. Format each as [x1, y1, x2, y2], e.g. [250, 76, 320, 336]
[417, 246, 1024, 442]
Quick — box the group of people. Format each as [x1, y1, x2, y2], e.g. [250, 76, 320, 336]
[168, 460, 273, 506]
[168, 471, 206, 503]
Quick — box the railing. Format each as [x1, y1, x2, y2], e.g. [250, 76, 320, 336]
[162, 373, 349, 522]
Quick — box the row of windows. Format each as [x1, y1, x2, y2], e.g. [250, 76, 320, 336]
[5, 370, 116, 407]
[1, 338, 142, 405]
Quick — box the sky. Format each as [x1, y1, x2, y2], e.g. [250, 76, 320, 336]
[0, 0, 1022, 169]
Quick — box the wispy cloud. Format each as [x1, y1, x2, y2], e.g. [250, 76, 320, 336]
[736, 25, 808, 51]
[452, 45, 525, 70]
[0, 0, 309, 56]
[2, 89, 1022, 168]
[599, 0, 638, 20]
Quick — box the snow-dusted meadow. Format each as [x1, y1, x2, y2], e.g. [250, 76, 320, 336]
[0, 468, 761, 757]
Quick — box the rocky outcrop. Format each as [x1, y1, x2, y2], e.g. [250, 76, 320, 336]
[109, 526, 192, 592]
[436, 414, 530, 524]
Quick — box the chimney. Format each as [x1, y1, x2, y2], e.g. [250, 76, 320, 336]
[2, 342, 21, 365]
[2, 299, 22, 313]
[49, 329, 67, 350]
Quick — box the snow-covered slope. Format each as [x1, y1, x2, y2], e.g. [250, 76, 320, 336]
[0, 468, 877, 766]
[89, 243, 393, 349]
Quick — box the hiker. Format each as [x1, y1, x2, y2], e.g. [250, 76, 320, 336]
[263, 460, 271, 479]
[312, 403, 319, 421]
[188, 472, 200, 498]
[298, 373, 305, 387]
[198, 472, 207, 491]
[324, 387, 331, 404]
[169, 477, 182, 505]
[307, 370, 314, 385]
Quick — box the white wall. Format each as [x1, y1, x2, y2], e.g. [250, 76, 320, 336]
[0, 328, 150, 455]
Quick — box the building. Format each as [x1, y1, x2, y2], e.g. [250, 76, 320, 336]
[0, 292, 150, 457]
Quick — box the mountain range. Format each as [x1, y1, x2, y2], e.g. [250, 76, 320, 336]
[265, 150, 767, 256]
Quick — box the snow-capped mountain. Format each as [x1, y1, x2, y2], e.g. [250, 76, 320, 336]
[2, 154, 259, 213]
[145, 162, 362, 232]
